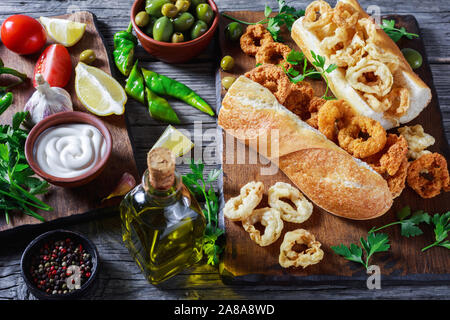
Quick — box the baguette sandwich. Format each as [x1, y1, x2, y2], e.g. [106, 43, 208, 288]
[291, 0, 431, 129]
[218, 76, 393, 220]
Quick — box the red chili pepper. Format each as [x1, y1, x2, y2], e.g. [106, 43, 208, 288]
[85, 272, 91, 278]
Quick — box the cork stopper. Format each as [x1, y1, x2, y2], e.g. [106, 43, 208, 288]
[146, 147, 176, 191]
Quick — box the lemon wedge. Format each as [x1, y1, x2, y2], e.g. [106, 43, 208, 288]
[151, 125, 194, 157]
[40, 17, 86, 47]
[75, 62, 127, 116]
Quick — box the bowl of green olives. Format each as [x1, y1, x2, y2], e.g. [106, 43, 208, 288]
[131, 0, 219, 63]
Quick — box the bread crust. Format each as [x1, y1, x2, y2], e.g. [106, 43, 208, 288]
[291, 0, 432, 129]
[219, 76, 393, 220]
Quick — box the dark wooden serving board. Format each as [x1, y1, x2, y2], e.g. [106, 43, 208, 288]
[218, 12, 450, 284]
[0, 11, 139, 233]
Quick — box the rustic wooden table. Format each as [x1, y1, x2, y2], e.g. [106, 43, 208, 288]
[0, 0, 449, 300]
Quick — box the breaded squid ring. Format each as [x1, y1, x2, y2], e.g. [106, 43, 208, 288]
[406, 153, 450, 199]
[279, 229, 324, 269]
[242, 207, 284, 247]
[245, 64, 294, 106]
[338, 116, 387, 159]
[332, 1, 359, 28]
[303, 0, 333, 31]
[240, 24, 274, 56]
[386, 156, 409, 199]
[223, 181, 264, 221]
[318, 99, 355, 142]
[255, 42, 292, 69]
[364, 134, 408, 176]
[268, 182, 313, 224]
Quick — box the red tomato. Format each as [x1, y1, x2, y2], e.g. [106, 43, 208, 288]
[33, 44, 72, 88]
[1, 15, 46, 55]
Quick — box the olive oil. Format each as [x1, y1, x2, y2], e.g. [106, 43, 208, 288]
[120, 148, 205, 284]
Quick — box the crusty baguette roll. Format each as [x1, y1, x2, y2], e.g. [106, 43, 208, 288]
[291, 0, 431, 129]
[219, 76, 393, 220]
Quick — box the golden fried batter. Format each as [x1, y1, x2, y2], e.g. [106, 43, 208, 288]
[240, 24, 274, 56]
[386, 156, 409, 198]
[245, 64, 313, 117]
[364, 134, 408, 176]
[407, 153, 450, 199]
[255, 42, 292, 68]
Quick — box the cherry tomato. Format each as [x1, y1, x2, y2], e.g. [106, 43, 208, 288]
[1, 15, 47, 55]
[33, 44, 72, 88]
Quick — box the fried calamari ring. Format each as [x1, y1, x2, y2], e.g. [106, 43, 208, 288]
[242, 207, 284, 247]
[306, 112, 319, 129]
[364, 134, 408, 176]
[240, 24, 274, 56]
[386, 156, 409, 198]
[303, 0, 333, 31]
[255, 42, 292, 69]
[268, 182, 313, 224]
[283, 82, 314, 117]
[407, 153, 450, 199]
[279, 229, 324, 269]
[308, 96, 327, 113]
[223, 181, 264, 221]
[346, 58, 393, 97]
[318, 99, 355, 141]
[245, 64, 292, 106]
[338, 116, 387, 159]
[332, 1, 359, 28]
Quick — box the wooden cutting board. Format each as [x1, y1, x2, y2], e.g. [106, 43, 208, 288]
[0, 11, 139, 234]
[218, 12, 450, 283]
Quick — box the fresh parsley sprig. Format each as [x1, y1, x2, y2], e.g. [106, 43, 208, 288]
[422, 212, 450, 252]
[222, 0, 305, 42]
[0, 112, 52, 224]
[182, 161, 224, 266]
[331, 232, 390, 270]
[282, 49, 337, 100]
[380, 19, 419, 43]
[369, 206, 431, 238]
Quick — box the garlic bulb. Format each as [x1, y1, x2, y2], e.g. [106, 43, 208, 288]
[24, 74, 73, 126]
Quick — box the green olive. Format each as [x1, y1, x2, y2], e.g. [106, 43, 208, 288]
[222, 76, 236, 90]
[401, 48, 423, 70]
[135, 11, 150, 27]
[173, 12, 195, 32]
[196, 3, 214, 25]
[144, 16, 157, 36]
[79, 49, 96, 64]
[220, 55, 235, 71]
[171, 32, 185, 43]
[153, 16, 174, 42]
[145, 0, 171, 17]
[225, 22, 243, 41]
[161, 3, 179, 18]
[190, 20, 208, 39]
[190, 0, 205, 9]
[175, 0, 190, 12]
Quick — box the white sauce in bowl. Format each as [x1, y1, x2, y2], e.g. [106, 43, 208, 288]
[34, 123, 106, 178]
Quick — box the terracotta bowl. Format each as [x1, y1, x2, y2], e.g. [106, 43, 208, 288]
[131, 0, 219, 63]
[25, 112, 112, 188]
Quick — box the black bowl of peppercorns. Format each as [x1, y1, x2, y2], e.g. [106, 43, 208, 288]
[20, 229, 99, 300]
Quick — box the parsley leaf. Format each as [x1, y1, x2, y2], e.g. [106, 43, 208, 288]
[282, 49, 337, 100]
[0, 112, 52, 224]
[422, 212, 450, 252]
[332, 232, 390, 269]
[222, 0, 304, 42]
[380, 19, 419, 43]
[182, 160, 224, 266]
[369, 206, 431, 238]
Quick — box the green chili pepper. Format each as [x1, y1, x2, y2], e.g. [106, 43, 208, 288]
[146, 87, 180, 124]
[113, 22, 138, 76]
[141, 68, 215, 116]
[125, 61, 145, 105]
[0, 92, 13, 116]
[0, 64, 28, 91]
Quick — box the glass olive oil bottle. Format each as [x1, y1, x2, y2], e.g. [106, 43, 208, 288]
[120, 148, 205, 284]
